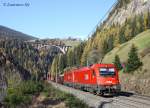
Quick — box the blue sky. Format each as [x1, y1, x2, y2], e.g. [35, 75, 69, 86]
[0, 0, 116, 39]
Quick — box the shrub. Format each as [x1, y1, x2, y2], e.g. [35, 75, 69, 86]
[57, 91, 68, 100]
[4, 92, 24, 107]
[19, 81, 44, 95]
[4, 80, 43, 107]
[4, 81, 89, 108]
[65, 94, 88, 108]
[42, 84, 89, 108]
[22, 95, 32, 104]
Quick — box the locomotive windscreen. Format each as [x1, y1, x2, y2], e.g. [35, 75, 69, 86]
[99, 68, 115, 76]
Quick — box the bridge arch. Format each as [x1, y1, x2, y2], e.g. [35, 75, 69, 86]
[38, 44, 71, 54]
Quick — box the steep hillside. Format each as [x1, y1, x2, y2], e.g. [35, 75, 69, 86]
[0, 49, 30, 87]
[0, 53, 22, 86]
[0, 25, 37, 40]
[102, 29, 150, 63]
[79, 0, 150, 66]
[102, 30, 150, 96]
[0, 51, 22, 101]
[105, 0, 150, 27]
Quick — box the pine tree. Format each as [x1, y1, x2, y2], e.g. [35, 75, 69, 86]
[88, 48, 100, 65]
[136, 15, 142, 34]
[147, 10, 150, 29]
[124, 23, 132, 41]
[131, 17, 137, 37]
[81, 42, 89, 66]
[119, 26, 127, 44]
[113, 55, 122, 70]
[77, 42, 85, 66]
[107, 36, 114, 52]
[58, 54, 64, 73]
[67, 49, 74, 67]
[51, 56, 58, 77]
[113, 26, 120, 47]
[144, 10, 149, 30]
[102, 40, 108, 54]
[126, 44, 142, 72]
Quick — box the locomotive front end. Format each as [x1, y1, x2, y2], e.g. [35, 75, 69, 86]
[96, 64, 121, 94]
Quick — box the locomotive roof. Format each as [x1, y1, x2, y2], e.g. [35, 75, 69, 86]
[64, 67, 91, 73]
[90, 63, 115, 68]
[64, 64, 115, 73]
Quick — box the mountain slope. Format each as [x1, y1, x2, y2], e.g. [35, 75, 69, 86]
[102, 30, 150, 96]
[102, 29, 150, 63]
[79, 0, 150, 66]
[105, 0, 150, 27]
[0, 25, 37, 40]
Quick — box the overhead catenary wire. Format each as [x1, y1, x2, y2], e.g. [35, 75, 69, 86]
[87, 0, 119, 39]
[86, 0, 120, 64]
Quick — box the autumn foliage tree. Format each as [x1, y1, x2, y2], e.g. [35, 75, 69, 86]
[50, 10, 149, 75]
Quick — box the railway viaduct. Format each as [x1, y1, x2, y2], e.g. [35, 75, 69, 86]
[37, 44, 72, 54]
[26, 41, 72, 54]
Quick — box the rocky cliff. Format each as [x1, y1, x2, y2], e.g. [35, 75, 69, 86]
[105, 0, 150, 27]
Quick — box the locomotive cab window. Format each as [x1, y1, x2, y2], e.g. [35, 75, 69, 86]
[100, 68, 115, 76]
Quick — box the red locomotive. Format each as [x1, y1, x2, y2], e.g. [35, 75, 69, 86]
[63, 64, 121, 95]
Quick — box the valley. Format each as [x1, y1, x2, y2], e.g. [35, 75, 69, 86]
[0, 0, 150, 108]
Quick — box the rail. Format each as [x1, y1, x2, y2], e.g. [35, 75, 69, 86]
[48, 81, 150, 108]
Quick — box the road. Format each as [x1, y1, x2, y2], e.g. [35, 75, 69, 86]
[48, 81, 150, 108]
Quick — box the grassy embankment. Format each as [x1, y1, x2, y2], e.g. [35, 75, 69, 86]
[102, 30, 150, 96]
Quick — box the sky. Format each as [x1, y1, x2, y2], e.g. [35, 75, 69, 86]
[0, 0, 116, 39]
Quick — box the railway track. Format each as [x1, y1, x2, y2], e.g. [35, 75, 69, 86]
[48, 81, 150, 108]
[113, 96, 150, 108]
